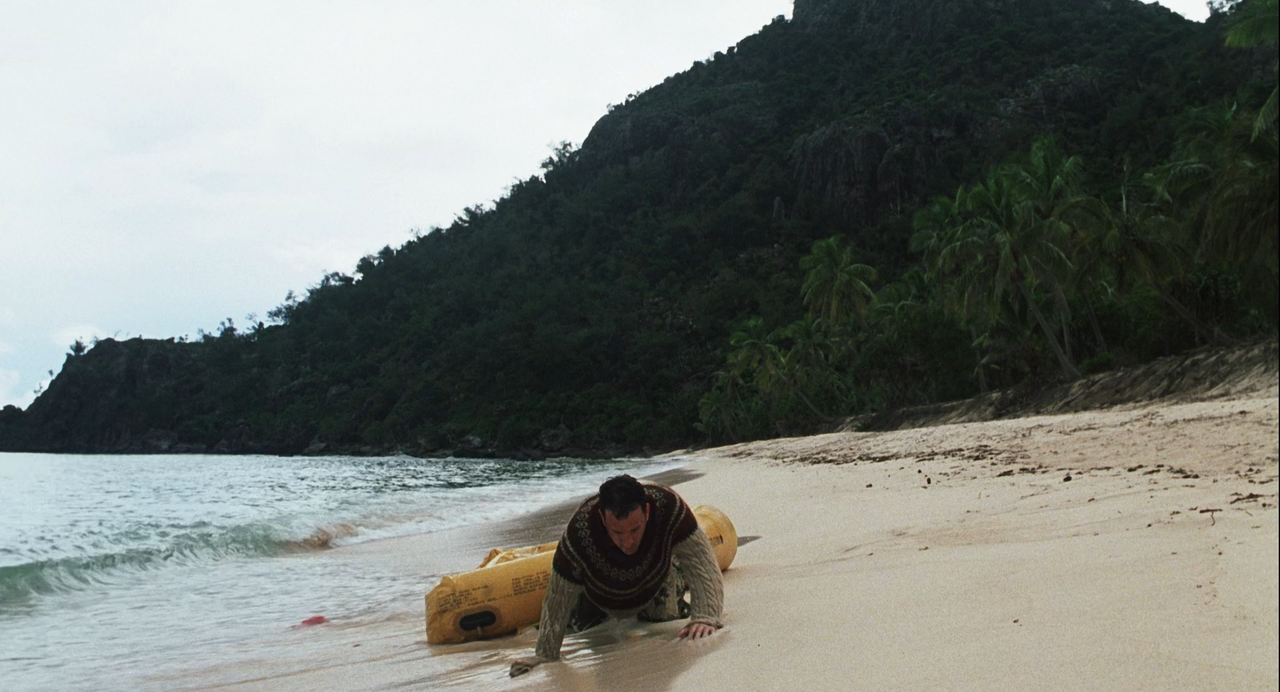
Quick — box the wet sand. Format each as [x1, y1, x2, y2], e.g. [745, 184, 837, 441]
[189, 387, 1277, 691]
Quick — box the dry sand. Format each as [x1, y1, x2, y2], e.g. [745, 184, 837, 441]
[667, 393, 1278, 692]
[203, 360, 1278, 691]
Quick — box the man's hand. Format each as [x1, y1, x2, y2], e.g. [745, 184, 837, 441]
[678, 622, 717, 641]
[509, 655, 544, 678]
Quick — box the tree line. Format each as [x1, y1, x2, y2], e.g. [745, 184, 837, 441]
[2, 0, 1273, 456]
[698, 1, 1278, 442]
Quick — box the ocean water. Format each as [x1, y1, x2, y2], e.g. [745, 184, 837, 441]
[0, 452, 684, 691]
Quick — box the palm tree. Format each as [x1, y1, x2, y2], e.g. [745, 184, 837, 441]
[862, 269, 964, 402]
[777, 316, 841, 420]
[727, 317, 781, 381]
[1225, 0, 1278, 138]
[1201, 118, 1279, 291]
[1014, 138, 1085, 220]
[1013, 138, 1087, 364]
[1153, 101, 1278, 327]
[800, 236, 878, 328]
[914, 191, 1002, 391]
[779, 315, 834, 377]
[697, 371, 747, 442]
[1069, 171, 1229, 345]
[1154, 101, 1243, 227]
[947, 167, 1082, 380]
[911, 190, 968, 265]
[725, 316, 835, 422]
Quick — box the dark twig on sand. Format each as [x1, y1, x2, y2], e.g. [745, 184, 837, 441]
[1198, 508, 1222, 525]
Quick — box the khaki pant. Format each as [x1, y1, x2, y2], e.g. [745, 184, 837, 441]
[567, 564, 690, 633]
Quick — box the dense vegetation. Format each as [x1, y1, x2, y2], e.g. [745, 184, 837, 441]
[2, 0, 1275, 456]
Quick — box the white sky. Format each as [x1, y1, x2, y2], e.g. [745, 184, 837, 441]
[0, 0, 1210, 409]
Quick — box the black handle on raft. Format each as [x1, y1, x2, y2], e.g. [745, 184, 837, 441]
[458, 611, 498, 631]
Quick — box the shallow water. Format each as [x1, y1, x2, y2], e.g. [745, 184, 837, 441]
[0, 453, 682, 691]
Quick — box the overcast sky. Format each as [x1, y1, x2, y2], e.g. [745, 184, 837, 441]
[0, 0, 1211, 409]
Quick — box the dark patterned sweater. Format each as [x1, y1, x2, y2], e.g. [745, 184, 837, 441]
[551, 483, 699, 611]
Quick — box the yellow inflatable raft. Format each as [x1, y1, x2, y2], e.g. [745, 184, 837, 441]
[425, 504, 736, 644]
[691, 504, 737, 571]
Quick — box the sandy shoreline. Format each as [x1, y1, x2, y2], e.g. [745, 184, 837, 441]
[670, 392, 1278, 691]
[198, 381, 1278, 691]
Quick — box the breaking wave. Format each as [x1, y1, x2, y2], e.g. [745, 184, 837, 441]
[0, 521, 357, 607]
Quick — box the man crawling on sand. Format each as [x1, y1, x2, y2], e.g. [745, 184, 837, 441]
[510, 474, 724, 677]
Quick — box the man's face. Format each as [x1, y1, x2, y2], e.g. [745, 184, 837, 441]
[601, 504, 649, 555]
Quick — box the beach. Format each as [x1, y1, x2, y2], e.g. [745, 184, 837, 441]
[0, 455, 688, 691]
[195, 361, 1277, 691]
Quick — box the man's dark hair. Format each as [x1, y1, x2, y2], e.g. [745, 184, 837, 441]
[598, 474, 647, 518]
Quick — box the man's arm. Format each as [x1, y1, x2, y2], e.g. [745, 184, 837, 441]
[671, 526, 724, 637]
[510, 569, 583, 677]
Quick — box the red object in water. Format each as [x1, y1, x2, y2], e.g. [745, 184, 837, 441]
[299, 615, 328, 626]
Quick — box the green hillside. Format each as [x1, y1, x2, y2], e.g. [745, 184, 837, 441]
[2, 0, 1274, 456]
